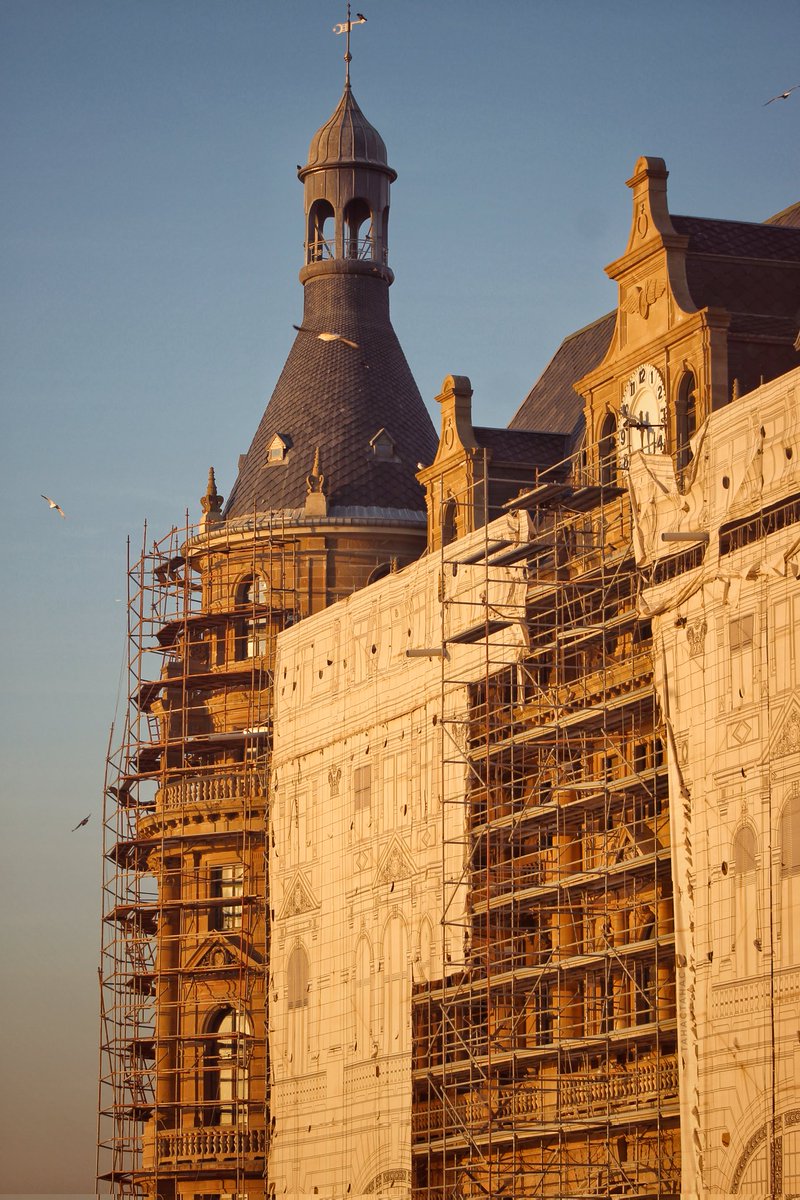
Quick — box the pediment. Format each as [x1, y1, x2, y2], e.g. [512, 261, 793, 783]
[768, 699, 800, 760]
[375, 835, 416, 885]
[279, 872, 319, 920]
[184, 933, 263, 973]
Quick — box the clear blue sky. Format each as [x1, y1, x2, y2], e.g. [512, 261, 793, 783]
[1, 0, 797, 1191]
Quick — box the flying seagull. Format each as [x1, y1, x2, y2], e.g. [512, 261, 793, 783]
[764, 84, 800, 104]
[293, 324, 359, 350]
[71, 814, 91, 832]
[41, 494, 66, 518]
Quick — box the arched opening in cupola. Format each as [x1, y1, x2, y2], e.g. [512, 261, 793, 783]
[344, 197, 373, 260]
[308, 199, 335, 263]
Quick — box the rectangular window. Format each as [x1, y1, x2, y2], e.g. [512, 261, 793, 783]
[772, 596, 800, 693]
[211, 864, 244, 931]
[730, 614, 755, 707]
[381, 752, 409, 831]
[354, 764, 371, 838]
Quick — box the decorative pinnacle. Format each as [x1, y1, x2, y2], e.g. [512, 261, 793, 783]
[306, 447, 326, 495]
[200, 466, 223, 516]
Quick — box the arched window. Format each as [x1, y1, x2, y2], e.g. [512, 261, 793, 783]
[287, 945, 309, 1075]
[353, 936, 373, 1058]
[599, 413, 617, 485]
[441, 497, 458, 548]
[676, 372, 697, 478]
[205, 1007, 252, 1126]
[417, 918, 434, 984]
[308, 199, 335, 262]
[382, 915, 409, 1054]
[733, 826, 760, 975]
[344, 197, 373, 260]
[780, 794, 800, 965]
[237, 576, 268, 660]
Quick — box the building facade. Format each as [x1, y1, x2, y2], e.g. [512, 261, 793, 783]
[98, 66, 800, 1200]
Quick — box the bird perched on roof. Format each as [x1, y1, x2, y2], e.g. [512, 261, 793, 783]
[764, 84, 800, 104]
[293, 324, 359, 350]
[41, 494, 66, 518]
[71, 814, 91, 832]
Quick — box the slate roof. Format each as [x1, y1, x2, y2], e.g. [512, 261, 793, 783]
[474, 426, 571, 468]
[224, 273, 437, 518]
[671, 214, 800, 334]
[672, 213, 800, 261]
[509, 313, 615, 438]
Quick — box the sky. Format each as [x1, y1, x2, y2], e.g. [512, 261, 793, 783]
[1, 0, 798, 1192]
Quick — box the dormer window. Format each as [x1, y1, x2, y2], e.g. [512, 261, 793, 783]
[369, 428, 397, 461]
[267, 434, 290, 465]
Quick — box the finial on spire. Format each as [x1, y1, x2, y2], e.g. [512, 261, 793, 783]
[200, 466, 223, 529]
[333, 3, 367, 87]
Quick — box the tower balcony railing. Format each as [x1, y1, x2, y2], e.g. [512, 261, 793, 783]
[157, 771, 266, 812]
[305, 237, 388, 264]
[157, 1124, 267, 1162]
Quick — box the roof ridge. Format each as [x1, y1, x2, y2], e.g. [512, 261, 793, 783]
[673, 211, 800, 233]
[507, 311, 614, 428]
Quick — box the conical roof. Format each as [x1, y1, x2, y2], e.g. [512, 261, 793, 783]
[223, 273, 437, 518]
[304, 83, 392, 172]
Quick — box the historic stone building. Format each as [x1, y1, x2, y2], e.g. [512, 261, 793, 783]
[98, 51, 800, 1200]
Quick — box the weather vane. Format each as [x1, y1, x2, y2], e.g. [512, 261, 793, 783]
[333, 2, 367, 86]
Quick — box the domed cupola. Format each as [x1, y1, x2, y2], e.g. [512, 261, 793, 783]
[298, 83, 396, 286]
[304, 83, 392, 172]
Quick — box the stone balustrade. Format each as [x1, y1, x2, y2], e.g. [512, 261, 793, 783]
[411, 1055, 678, 1140]
[157, 1124, 267, 1161]
[555, 1054, 678, 1117]
[158, 771, 265, 812]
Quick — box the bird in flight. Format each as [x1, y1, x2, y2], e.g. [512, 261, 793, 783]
[293, 324, 359, 350]
[71, 814, 91, 832]
[41, 494, 66, 518]
[764, 84, 800, 105]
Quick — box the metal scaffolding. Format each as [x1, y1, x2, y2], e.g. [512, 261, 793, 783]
[97, 514, 302, 1198]
[412, 450, 679, 1200]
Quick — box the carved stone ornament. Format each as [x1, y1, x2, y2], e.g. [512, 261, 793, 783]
[686, 618, 707, 657]
[637, 202, 649, 240]
[328, 766, 342, 796]
[622, 277, 666, 320]
[774, 705, 800, 758]
[197, 941, 235, 970]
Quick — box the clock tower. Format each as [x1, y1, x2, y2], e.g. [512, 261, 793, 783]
[580, 157, 727, 485]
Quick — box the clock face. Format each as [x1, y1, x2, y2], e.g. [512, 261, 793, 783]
[618, 362, 667, 468]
